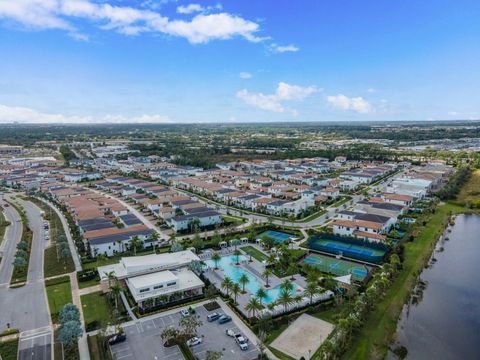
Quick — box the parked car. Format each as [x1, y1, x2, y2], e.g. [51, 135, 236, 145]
[180, 309, 190, 317]
[186, 336, 202, 347]
[234, 333, 249, 350]
[108, 333, 127, 345]
[218, 315, 232, 324]
[225, 328, 236, 337]
[207, 312, 221, 322]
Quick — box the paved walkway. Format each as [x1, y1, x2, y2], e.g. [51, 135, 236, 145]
[78, 284, 102, 296]
[37, 197, 82, 272]
[70, 272, 90, 360]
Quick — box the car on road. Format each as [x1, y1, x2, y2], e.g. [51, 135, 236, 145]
[225, 328, 236, 337]
[186, 336, 202, 347]
[207, 312, 221, 322]
[234, 333, 249, 350]
[180, 308, 190, 317]
[108, 333, 127, 345]
[218, 315, 232, 324]
[4, 203, 9, 207]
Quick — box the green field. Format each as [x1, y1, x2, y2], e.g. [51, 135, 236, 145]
[303, 253, 372, 282]
[46, 276, 73, 323]
[240, 245, 267, 261]
[0, 338, 19, 360]
[0, 210, 10, 246]
[81, 291, 112, 330]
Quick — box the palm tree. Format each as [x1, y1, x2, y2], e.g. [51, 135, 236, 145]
[280, 279, 294, 293]
[276, 288, 294, 312]
[231, 238, 241, 251]
[111, 282, 122, 309]
[129, 235, 143, 255]
[211, 252, 221, 270]
[266, 253, 277, 267]
[149, 232, 159, 252]
[287, 264, 297, 280]
[104, 270, 116, 290]
[238, 273, 250, 293]
[262, 268, 273, 288]
[304, 281, 321, 305]
[231, 283, 241, 304]
[245, 297, 262, 318]
[233, 249, 241, 265]
[221, 276, 233, 297]
[256, 288, 267, 306]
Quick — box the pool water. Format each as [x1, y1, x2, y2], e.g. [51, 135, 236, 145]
[206, 255, 302, 304]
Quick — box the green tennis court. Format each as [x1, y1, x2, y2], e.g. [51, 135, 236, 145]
[302, 253, 372, 281]
[257, 230, 294, 244]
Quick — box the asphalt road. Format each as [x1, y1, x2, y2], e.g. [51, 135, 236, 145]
[0, 199, 23, 285]
[0, 195, 52, 359]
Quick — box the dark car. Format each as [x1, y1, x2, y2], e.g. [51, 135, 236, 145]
[108, 333, 127, 345]
[217, 315, 232, 324]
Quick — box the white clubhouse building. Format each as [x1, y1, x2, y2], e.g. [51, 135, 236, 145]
[98, 250, 205, 309]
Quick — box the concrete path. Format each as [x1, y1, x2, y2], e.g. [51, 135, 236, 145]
[78, 284, 102, 296]
[70, 272, 90, 360]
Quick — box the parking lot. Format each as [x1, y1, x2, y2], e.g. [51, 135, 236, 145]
[110, 304, 259, 360]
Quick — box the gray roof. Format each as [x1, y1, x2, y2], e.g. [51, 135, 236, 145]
[89, 229, 155, 245]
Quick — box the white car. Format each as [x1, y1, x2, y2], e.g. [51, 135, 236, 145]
[234, 334, 249, 351]
[180, 309, 190, 317]
[186, 337, 202, 347]
[225, 328, 236, 337]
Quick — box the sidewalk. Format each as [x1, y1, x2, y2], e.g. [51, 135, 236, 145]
[70, 272, 90, 360]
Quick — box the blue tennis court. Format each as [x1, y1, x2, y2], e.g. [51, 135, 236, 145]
[302, 254, 372, 281]
[257, 230, 293, 244]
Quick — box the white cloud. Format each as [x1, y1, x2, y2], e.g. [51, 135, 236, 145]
[177, 4, 204, 14]
[236, 82, 318, 114]
[0, 104, 172, 124]
[269, 43, 299, 53]
[239, 72, 252, 79]
[327, 94, 373, 113]
[367, 88, 376, 93]
[0, 0, 265, 44]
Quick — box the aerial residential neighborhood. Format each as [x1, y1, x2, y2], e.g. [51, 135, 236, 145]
[1, 1, 480, 360]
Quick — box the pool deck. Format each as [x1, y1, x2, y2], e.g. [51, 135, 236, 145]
[203, 246, 304, 317]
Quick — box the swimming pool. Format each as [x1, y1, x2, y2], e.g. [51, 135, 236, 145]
[206, 255, 302, 304]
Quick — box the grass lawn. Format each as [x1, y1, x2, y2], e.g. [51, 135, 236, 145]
[298, 209, 327, 223]
[241, 245, 267, 261]
[343, 202, 470, 359]
[77, 276, 100, 289]
[46, 276, 72, 323]
[329, 196, 351, 208]
[0, 210, 10, 246]
[53, 329, 79, 360]
[457, 169, 480, 203]
[87, 335, 112, 360]
[81, 291, 112, 330]
[0, 338, 19, 360]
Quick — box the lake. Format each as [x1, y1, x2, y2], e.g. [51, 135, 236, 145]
[392, 214, 480, 360]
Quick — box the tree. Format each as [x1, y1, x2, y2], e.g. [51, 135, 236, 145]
[287, 264, 298, 280]
[13, 256, 27, 269]
[238, 273, 250, 293]
[233, 249, 242, 265]
[59, 304, 80, 323]
[111, 282, 122, 309]
[280, 279, 294, 293]
[211, 251, 221, 270]
[231, 238, 241, 251]
[58, 320, 83, 346]
[149, 232, 159, 251]
[261, 235, 275, 250]
[304, 281, 321, 305]
[231, 282, 241, 304]
[171, 242, 183, 252]
[204, 285, 217, 300]
[256, 288, 267, 306]
[16, 241, 28, 251]
[211, 232, 222, 249]
[262, 268, 273, 288]
[189, 260, 205, 274]
[179, 314, 202, 337]
[245, 297, 262, 318]
[104, 270, 117, 290]
[221, 276, 233, 297]
[129, 235, 143, 255]
[276, 288, 294, 312]
[192, 233, 204, 253]
[205, 350, 223, 360]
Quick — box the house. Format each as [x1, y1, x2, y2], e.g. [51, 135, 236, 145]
[331, 218, 388, 242]
[168, 210, 222, 232]
[320, 187, 340, 198]
[382, 193, 415, 207]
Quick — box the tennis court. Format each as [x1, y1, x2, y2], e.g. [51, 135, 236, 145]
[302, 254, 372, 281]
[257, 230, 293, 244]
[309, 235, 387, 264]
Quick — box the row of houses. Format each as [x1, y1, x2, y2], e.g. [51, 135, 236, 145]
[330, 163, 452, 243]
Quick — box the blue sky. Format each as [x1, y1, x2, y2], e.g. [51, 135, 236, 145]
[0, 0, 479, 123]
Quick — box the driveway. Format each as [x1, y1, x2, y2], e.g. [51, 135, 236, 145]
[111, 305, 259, 360]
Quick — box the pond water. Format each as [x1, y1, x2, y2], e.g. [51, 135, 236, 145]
[392, 214, 480, 360]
